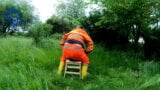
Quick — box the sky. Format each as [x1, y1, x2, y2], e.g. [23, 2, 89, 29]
[29, 0, 100, 23]
[30, 0, 59, 22]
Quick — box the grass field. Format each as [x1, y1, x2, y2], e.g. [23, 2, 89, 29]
[0, 36, 160, 90]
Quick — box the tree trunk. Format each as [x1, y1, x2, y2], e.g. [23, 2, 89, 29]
[2, 25, 8, 33]
[133, 28, 140, 52]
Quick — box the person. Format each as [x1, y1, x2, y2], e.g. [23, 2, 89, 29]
[57, 26, 94, 79]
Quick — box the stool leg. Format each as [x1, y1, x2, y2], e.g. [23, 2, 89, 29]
[64, 63, 68, 77]
[79, 64, 82, 78]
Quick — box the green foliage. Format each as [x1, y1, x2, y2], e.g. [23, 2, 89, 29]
[51, 33, 63, 40]
[29, 22, 52, 46]
[0, 36, 59, 90]
[138, 62, 160, 89]
[46, 16, 71, 34]
[56, 0, 86, 19]
[54, 0, 87, 28]
[0, 0, 35, 34]
[0, 37, 160, 89]
[143, 29, 160, 59]
[83, 0, 160, 55]
[80, 11, 102, 39]
[0, 1, 5, 20]
[80, 11, 129, 50]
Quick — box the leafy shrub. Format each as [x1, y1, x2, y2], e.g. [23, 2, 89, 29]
[28, 22, 52, 46]
[46, 16, 71, 34]
[51, 33, 63, 40]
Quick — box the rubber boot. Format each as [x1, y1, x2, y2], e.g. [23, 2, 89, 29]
[57, 61, 65, 75]
[81, 64, 88, 79]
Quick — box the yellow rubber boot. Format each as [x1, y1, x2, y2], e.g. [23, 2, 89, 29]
[57, 61, 65, 75]
[81, 65, 88, 79]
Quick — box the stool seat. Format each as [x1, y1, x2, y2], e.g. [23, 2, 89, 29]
[64, 59, 82, 78]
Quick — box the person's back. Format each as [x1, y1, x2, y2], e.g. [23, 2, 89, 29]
[57, 27, 94, 79]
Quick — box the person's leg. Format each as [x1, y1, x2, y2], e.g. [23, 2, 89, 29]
[81, 64, 88, 79]
[57, 55, 66, 75]
[80, 53, 89, 79]
[57, 47, 71, 75]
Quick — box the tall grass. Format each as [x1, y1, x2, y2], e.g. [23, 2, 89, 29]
[0, 36, 59, 90]
[0, 36, 160, 90]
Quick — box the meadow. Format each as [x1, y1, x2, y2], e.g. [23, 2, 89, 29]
[0, 36, 160, 90]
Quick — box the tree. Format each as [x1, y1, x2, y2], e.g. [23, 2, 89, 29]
[56, 0, 87, 27]
[56, 0, 86, 19]
[29, 22, 52, 46]
[0, 0, 35, 35]
[0, 0, 6, 32]
[91, 0, 160, 51]
[46, 15, 70, 34]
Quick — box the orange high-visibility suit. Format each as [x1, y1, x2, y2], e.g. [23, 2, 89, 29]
[57, 27, 94, 79]
[60, 27, 94, 64]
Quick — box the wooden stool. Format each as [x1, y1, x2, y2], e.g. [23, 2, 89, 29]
[64, 59, 82, 78]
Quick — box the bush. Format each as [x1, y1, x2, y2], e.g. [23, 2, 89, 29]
[28, 22, 52, 46]
[46, 16, 71, 34]
[80, 12, 129, 50]
[143, 29, 160, 60]
[51, 33, 63, 40]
